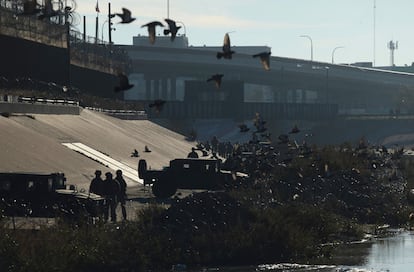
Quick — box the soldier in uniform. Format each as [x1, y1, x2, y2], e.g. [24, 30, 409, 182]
[89, 170, 104, 196]
[187, 147, 199, 158]
[114, 169, 127, 221]
[103, 172, 120, 222]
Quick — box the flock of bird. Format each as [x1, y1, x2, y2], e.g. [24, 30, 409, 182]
[111, 7, 272, 112]
[109, 7, 299, 142]
[16, 3, 278, 133]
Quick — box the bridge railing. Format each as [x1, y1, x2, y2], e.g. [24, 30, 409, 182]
[70, 30, 131, 74]
[1, 94, 78, 106]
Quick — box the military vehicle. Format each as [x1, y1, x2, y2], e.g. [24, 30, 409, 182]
[0, 172, 104, 220]
[138, 158, 246, 198]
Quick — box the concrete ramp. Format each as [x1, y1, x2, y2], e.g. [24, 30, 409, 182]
[62, 142, 143, 185]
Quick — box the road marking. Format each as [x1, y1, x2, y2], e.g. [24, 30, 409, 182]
[62, 142, 143, 185]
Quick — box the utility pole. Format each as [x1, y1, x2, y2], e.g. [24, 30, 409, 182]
[108, 2, 112, 44]
[83, 16, 86, 42]
[373, 0, 376, 67]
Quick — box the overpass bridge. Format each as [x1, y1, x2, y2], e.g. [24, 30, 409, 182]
[122, 39, 414, 119]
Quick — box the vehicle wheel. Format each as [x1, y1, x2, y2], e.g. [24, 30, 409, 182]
[138, 159, 147, 179]
[152, 181, 177, 198]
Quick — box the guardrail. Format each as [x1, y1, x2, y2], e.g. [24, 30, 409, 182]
[16, 96, 79, 106]
[0, 95, 80, 115]
[85, 107, 147, 120]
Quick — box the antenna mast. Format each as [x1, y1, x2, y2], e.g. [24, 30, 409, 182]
[373, 0, 376, 67]
[388, 40, 398, 66]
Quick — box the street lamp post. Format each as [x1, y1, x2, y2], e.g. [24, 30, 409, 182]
[108, 2, 116, 44]
[101, 20, 108, 42]
[331, 46, 344, 64]
[300, 35, 313, 61]
[325, 67, 330, 104]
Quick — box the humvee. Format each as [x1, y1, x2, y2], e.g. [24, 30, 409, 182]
[138, 158, 246, 198]
[0, 172, 104, 219]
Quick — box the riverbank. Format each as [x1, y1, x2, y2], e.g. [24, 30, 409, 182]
[2, 138, 413, 271]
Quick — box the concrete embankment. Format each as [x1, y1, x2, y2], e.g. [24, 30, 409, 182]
[0, 108, 195, 191]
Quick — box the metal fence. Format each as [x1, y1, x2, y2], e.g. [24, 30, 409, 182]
[70, 30, 131, 74]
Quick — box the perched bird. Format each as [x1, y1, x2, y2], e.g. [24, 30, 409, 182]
[254, 112, 266, 133]
[253, 51, 271, 71]
[261, 132, 272, 141]
[149, 99, 166, 113]
[131, 149, 139, 157]
[164, 18, 181, 41]
[289, 125, 300, 134]
[278, 134, 289, 144]
[116, 8, 136, 24]
[141, 21, 164, 44]
[207, 74, 224, 89]
[217, 33, 235, 59]
[114, 73, 134, 92]
[238, 124, 250, 133]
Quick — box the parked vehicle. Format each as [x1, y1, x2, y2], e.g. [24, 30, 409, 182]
[138, 158, 247, 198]
[0, 172, 104, 220]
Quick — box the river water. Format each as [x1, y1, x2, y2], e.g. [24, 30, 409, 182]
[188, 230, 414, 272]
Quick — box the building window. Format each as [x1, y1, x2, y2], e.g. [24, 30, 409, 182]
[244, 83, 273, 103]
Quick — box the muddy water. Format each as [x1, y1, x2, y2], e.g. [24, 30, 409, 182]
[189, 230, 414, 272]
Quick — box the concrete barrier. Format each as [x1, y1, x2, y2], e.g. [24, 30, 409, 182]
[0, 101, 80, 115]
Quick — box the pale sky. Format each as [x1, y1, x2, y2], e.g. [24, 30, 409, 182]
[72, 0, 414, 67]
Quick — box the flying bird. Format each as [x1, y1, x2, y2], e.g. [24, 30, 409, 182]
[114, 73, 134, 92]
[217, 33, 235, 59]
[141, 21, 164, 44]
[164, 18, 181, 41]
[149, 99, 166, 113]
[253, 51, 271, 71]
[116, 8, 136, 24]
[207, 74, 224, 89]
